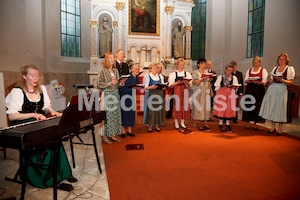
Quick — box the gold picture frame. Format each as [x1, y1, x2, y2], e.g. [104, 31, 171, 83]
[129, 0, 160, 36]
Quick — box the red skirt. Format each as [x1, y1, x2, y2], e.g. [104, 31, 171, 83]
[213, 87, 237, 120]
[172, 84, 190, 120]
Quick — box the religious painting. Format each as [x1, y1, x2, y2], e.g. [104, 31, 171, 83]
[129, 0, 160, 36]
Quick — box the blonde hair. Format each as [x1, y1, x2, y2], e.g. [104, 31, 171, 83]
[253, 56, 261, 65]
[176, 58, 185, 66]
[148, 63, 156, 72]
[103, 52, 116, 68]
[19, 64, 43, 94]
[277, 53, 290, 65]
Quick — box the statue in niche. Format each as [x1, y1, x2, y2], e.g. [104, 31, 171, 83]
[172, 21, 185, 58]
[98, 16, 113, 58]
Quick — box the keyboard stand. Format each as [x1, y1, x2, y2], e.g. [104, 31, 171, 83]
[67, 124, 102, 174]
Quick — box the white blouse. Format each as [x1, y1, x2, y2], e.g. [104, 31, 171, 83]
[214, 75, 239, 91]
[270, 66, 295, 80]
[168, 70, 193, 87]
[5, 85, 51, 114]
[143, 73, 165, 89]
[244, 67, 268, 84]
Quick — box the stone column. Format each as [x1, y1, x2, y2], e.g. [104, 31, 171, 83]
[90, 20, 98, 59]
[113, 21, 118, 53]
[164, 6, 174, 59]
[146, 50, 151, 62]
[184, 26, 193, 59]
[116, 2, 125, 50]
[137, 50, 141, 63]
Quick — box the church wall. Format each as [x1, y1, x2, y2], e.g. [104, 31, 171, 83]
[263, 0, 300, 85]
[206, 0, 300, 83]
[0, 0, 45, 72]
[0, 0, 92, 102]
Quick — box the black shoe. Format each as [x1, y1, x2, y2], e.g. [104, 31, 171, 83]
[155, 128, 161, 132]
[219, 125, 223, 129]
[121, 133, 126, 138]
[57, 183, 74, 191]
[180, 125, 187, 129]
[267, 129, 276, 134]
[127, 132, 135, 137]
[253, 127, 258, 130]
[109, 137, 121, 142]
[232, 120, 238, 124]
[276, 132, 283, 136]
[67, 176, 77, 183]
[226, 125, 232, 129]
[198, 126, 211, 132]
[245, 126, 250, 130]
[148, 128, 153, 133]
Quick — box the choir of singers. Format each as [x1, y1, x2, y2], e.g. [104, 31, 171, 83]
[95, 52, 295, 142]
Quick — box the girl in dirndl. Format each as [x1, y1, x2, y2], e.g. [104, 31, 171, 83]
[143, 63, 166, 132]
[213, 65, 239, 130]
[242, 56, 268, 130]
[168, 58, 192, 130]
[5, 65, 75, 188]
[191, 58, 214, 131]
[259, 53, 295, 135]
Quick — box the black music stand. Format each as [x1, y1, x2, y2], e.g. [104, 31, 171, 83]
[61, 93, 103, 174]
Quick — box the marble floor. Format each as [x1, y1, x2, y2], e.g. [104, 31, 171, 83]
[0, 127, 110, 200]
[0, 116, 299, 200]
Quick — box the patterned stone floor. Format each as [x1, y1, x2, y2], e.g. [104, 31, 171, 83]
[0, 114, 299, 200]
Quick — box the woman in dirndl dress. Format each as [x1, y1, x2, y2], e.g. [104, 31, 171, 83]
[213, 65, 239, 130]
[242, 56, 268, 130]
[168, 58, 193, 130]
[97, 52, 127, 143]
[5, 65, 76, 189]
[259, 53, 295, 135]
[143, 63, 166, 132]
[118, 63, 141, 137]
[191, 58, 214, 131]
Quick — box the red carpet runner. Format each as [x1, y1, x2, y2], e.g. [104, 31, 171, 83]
[102, 119, 300, 200]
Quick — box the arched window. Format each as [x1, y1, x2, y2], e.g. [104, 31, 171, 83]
[191, 0, 206, 60]
[247, 0, 265, 58]
[61, 0, 81, 57]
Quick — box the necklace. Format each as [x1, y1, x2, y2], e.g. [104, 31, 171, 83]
[27, 89, 35, 94]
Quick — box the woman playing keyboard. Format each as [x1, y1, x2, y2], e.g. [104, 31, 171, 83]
[5, 64, 77, 189]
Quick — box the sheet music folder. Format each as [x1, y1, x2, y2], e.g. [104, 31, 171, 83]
[125, 144, 144, 150]
[58, 94, 96, 130]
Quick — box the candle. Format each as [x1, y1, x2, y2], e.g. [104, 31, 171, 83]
[156, 57, 159, 63]
[137, 57, 139, 63]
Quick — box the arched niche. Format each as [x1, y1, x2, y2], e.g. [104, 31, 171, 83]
[92, 5, 118, 56]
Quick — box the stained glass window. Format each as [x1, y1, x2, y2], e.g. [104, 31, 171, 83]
[247, 0, 265, 58]
[61, 0, 81, 57]
[191, 0, 206, 60]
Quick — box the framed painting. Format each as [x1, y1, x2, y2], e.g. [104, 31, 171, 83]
[129, 0, 160, 36]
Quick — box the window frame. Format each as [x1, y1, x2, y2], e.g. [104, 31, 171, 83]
[60, 0, 81, 57]
[247, 0, 265, 58]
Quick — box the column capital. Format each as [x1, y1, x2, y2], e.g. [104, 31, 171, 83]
[113, 21, 118, 28]
[116, 2, 125, 10]
[184, 26, 193, 32]
[177, 0, 194, 3]
[90, 20, 98, 28]
[164, 6, 175, 15]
